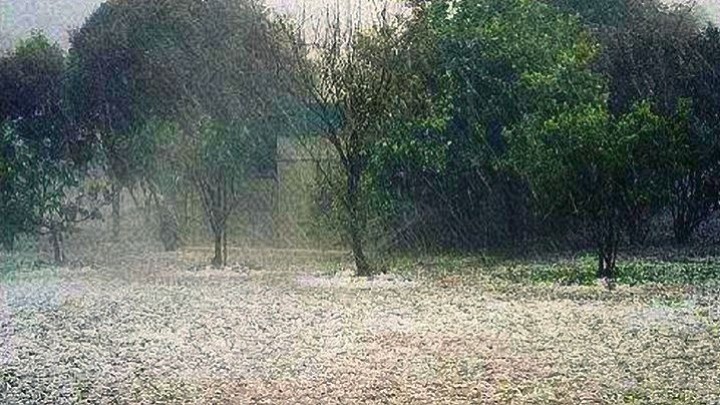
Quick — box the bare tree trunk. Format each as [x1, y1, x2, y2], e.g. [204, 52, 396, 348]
[597, 244, 616, 280]
[50, 226, 65, 265]
[111, 183, 121, 240]
[596, 216, 619, 288]
[194, 175, 231, 269]
[128, 186, 142, 210]
[157, 203, 180, 252]
[346, 161, 372, 276]
[222, 178, 228, 267]
[673, 176, 694, 245]
[147, 183, 180, 251]
[182, 189, 190, 229]
[222, 228, 228, 267]
[349, 221, 371, 276]
[212, 230, 223, 268]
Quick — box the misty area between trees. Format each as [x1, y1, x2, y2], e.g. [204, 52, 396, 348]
[2, 0, 720, 403]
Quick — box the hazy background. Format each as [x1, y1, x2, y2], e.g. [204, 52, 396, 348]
[0, 0, 718, 50]
[2, 0, 718, 51]
[0, 0, 401, 51]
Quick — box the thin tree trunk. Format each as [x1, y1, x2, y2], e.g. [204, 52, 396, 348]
[212, 231, 223, 268]
[50, 226, 65, 265]
[148, 183, 179, 251]
[183, 189, 190, 229]
[597, 245, 617, 280]
[111, 183, 121, 240]
[672, 180, 692, 245]
[222, 177, 227, 267]
[346, 161, 372, 276]
[350, 222, 371, 276]
[158, 203, 180, 252]
[222, 228, 228, 267]
[212, 179, 224, 268]
[596, 216, 618, 287]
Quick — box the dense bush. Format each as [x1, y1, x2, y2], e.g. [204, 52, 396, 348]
[362, 0, 720, 279]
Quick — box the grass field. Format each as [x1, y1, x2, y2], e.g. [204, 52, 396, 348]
[2, 236, 720, 404]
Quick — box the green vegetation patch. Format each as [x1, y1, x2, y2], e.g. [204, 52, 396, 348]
[387, 252, 720, 287]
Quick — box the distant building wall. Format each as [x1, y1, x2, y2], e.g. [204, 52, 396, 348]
[273, 136, 340, 248]
[174, 135, 340, 249]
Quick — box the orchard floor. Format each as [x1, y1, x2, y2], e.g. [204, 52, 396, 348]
[2, 242, 720, 404]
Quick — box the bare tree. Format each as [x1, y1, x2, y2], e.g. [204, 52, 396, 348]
[276, 3, 423, 276]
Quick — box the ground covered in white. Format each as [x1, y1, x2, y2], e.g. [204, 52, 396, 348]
[1, 246, 719, 404]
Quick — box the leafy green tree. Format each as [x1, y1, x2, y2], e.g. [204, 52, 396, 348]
[668, 25, 720, 244]
[370, 0, 602, 250]
[0, 124, 36, 251]
[547, 0, 720, 244]
[393, 0, 717, 257]
[67, 1, 156, 239]
[401, 0, 681, 279]
[0, 33, 65, 131]
[599, 8, 720, 245]
[0, 121, 105, 264]
[71, 0, 284, 264]
[184, 119, 263, 266]
[281, 7, 445, 275]
[509, 100, 668, 280]
[0, 33, 93, 260]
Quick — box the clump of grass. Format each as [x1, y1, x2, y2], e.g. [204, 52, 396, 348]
[387, 252, 720, 287]
[505, 257, 720, 286]
[1, 254, 36, 281]
[0, 238, 52, 282]
[617, 260, 720, 285]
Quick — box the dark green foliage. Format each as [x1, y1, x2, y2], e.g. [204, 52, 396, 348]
[548, 0, 720, 244]
[388, 252, 720, 286]
[0, 33, 64, 120]
[351, 0, 720, 283]
[69, 0, 284, 264]
[368, 0, 720, 282]
[368, 0, 602, 250]
[0, 123, 37, 251]
[0, 33, 77, 158]
[0, 34, 92, 259]
[543, 0, 629, 26]
[669, 26, 720, 244]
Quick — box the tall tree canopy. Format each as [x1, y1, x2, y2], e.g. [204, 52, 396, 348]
[68, 0, 281, 182]
[69, 0, 286, 264]
[368, 0, 602, 249]
[0, 33, 101, 261]
[0, 33, 68, 150]
[0, 34, 67, 251]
